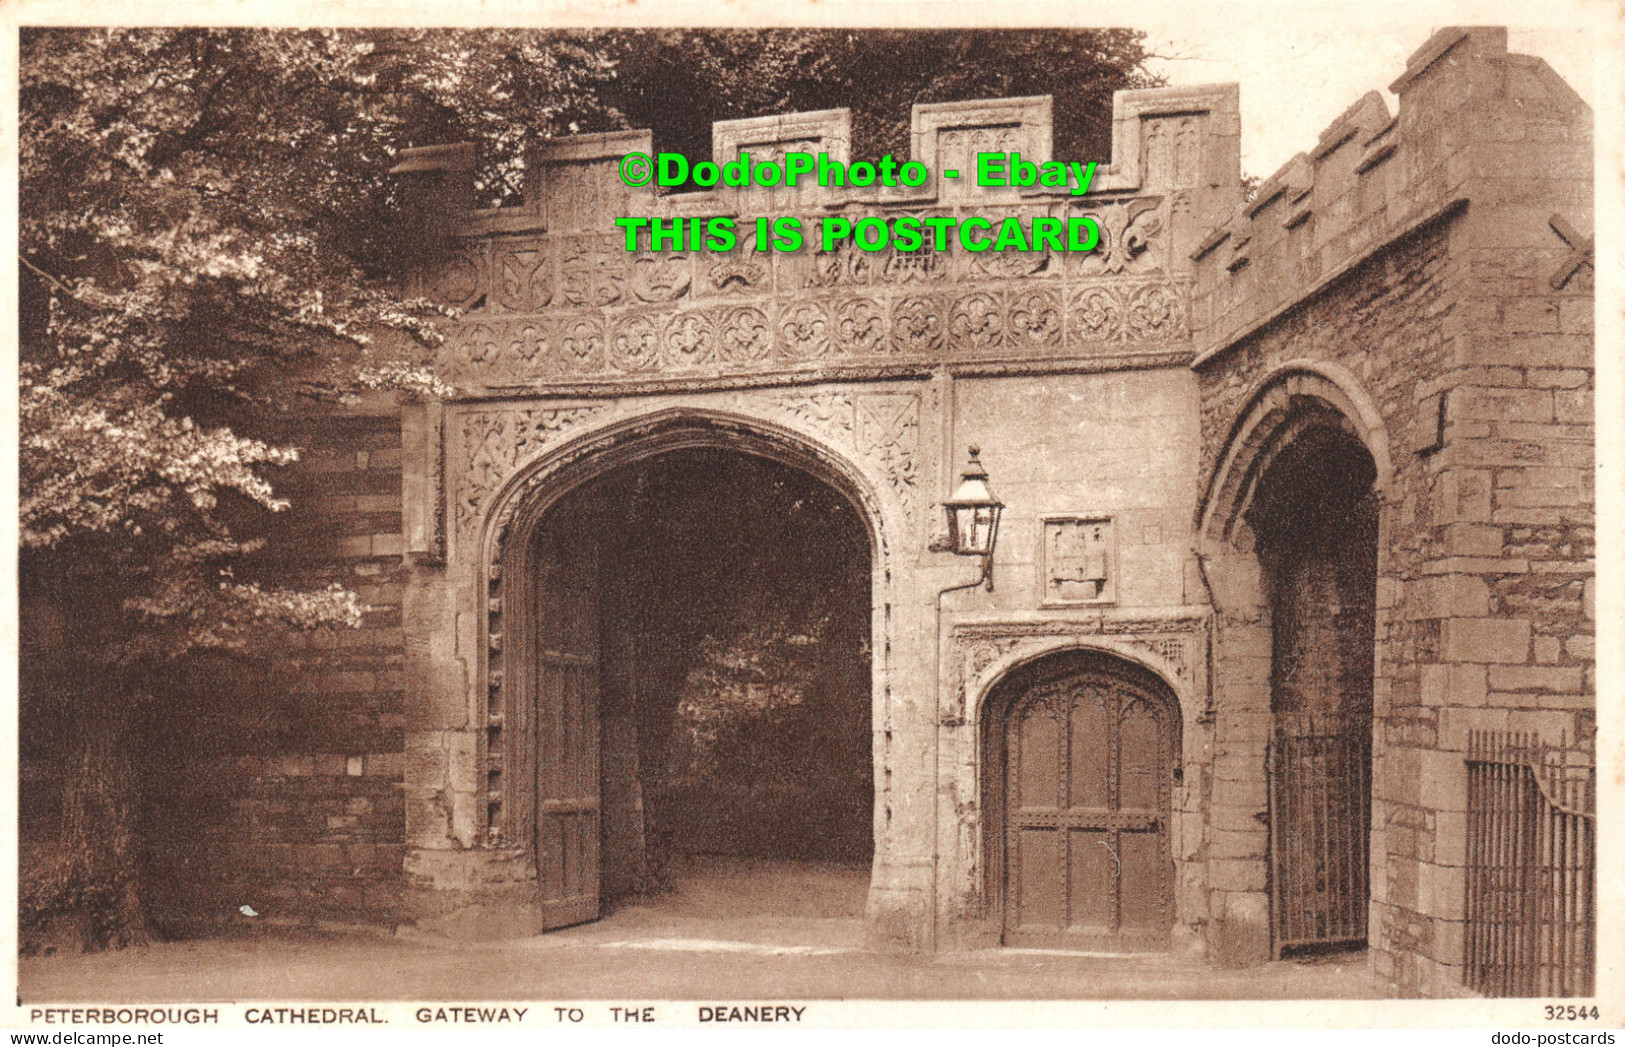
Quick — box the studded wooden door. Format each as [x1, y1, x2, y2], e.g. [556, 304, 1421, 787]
[999, 660, 1176, 950]
[535, 512, 602, 930]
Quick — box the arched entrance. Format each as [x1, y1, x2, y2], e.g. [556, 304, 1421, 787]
[1249, 409, 1378, 956]
[982, 650, 1183, 950]
[1198, 365, 1384, 959]
[486, 417, 882, 931]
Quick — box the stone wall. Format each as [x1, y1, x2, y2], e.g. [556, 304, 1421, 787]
[1191, 27, 1593, 995]
[201, 403, 411, 929]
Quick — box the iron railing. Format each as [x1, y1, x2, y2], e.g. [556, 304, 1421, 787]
[1268, 712, 1372, 957]
[1465, 730, 1595, 997]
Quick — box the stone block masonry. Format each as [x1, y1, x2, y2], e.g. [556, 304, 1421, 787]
[1193, 26, 1591, 996]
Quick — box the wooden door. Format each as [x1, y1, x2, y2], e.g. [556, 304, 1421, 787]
[1000, 662, 1175, 950]
[535, 512, 601, 930]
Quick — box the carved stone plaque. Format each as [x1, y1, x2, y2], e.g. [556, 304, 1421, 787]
[1042, 515, 1117, 606]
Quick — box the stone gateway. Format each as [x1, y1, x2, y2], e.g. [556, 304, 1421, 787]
[138, 27, 1594, 998]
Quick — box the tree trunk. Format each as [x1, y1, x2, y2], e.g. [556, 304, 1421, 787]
[21, 680, 150, 953]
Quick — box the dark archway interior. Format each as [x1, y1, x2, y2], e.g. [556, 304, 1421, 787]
[1245, 416, 1378, 954]
[543, 447, 874, 906]
[1247, 423, 1379, 720]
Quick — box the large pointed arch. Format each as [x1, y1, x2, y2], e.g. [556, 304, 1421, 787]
[1198, 360, 1393, 552]
[468, 407, 894, 919]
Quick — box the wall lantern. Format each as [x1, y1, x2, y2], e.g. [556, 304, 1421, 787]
[942, 445, 1005, 591]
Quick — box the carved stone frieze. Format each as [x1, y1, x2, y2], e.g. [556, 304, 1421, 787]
[778, 301, 833, 359]
[948, 291, 1003, 354]
[892, 296, 945, 356]
[1008, 288, 1063, 351]
[629, 251, 692, 304]
[422, 191, 1194, 392]
[421, 244, 485, 310]
[440, 275, 1188, 387]
[662, 310, 716, 369]
[559, 235, 626, 308]
[492, 242, 551, 313]
[855, 393, 921, 513]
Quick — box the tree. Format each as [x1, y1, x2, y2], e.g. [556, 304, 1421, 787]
[576, 29, 1161, 191]
[18, 27, 1158, 951]
[17, 27, 619, 950]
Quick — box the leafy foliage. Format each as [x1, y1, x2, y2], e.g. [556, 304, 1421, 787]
[581, 29, 1162, 190]
[19, 28, 617, 660]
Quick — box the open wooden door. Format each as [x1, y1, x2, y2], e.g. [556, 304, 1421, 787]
[535, 511, 601, 930]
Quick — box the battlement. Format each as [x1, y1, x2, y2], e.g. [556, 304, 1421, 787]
[393, 83, 1241, 235]
[388, 84, 1244, 397]
[1190, 26, 1592, 364]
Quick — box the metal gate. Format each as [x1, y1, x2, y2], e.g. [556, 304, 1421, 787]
[1465, 730, 1595, 997]
[1267, 712, 1371, 957]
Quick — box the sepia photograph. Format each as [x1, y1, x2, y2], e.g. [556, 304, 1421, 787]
[5, 0, 1617, 1029]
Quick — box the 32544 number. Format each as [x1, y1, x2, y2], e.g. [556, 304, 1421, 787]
[1545, 1004, 1601, 1020]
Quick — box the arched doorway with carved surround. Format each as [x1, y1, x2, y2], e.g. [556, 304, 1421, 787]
[476, 409, 894, 933]
[980, 648, 1185, 951]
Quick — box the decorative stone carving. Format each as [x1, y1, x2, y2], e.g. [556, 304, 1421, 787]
[544, 159, 625, 233]
[508, 320, 549, 370]
[946, 611, 1210, 726]
[458, 322, 503, 369]
[1064, 279, 1191, 347]
[881, 242, 949, 284]
[421, 173, 1194, 390]
[1070, 198, 1166, 276]
[778, 301, 832, 359]
[556, 317, 605, 373]
[800, 242, 877, 289]
[705, 231, 771, 296]
[774, 392, 857, 446]
[719, 306, 773, 362]
[892, 296, 944, 356]
[494, 244, 550, 312]
[949, 291, 1003, 353]
[451, 404, 611, 546]
[560, 235, 626, 308]
[630, 251, 692, 304]
[1008, 289, 1063, 351]
[1143, 116, 1201, 189]
[855, 393, 921, 512]
[771, 389, 919, 519]
[1069, 286, 1121, 342]
[662, 311, 715, 369]
[1042, 516, 1117, 605]
[609, 314, 661, 372]
[1124, 283, 1189, 342]
[835, 298, 887, 356]
[423, 246, 484, 309]
[935, 126, 1029, 198]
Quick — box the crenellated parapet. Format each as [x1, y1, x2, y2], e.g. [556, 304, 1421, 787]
[1190, 27, 1593, 366]
[391, 85, 1241, 396]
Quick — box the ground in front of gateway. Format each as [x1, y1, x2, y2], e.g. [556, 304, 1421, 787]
[19, 857, 1385, 1003]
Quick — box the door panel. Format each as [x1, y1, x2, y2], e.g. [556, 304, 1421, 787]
[1015, 828, 1065, 927]
[1002, 663, 1175, 950]
[536, 514, 602, 930]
